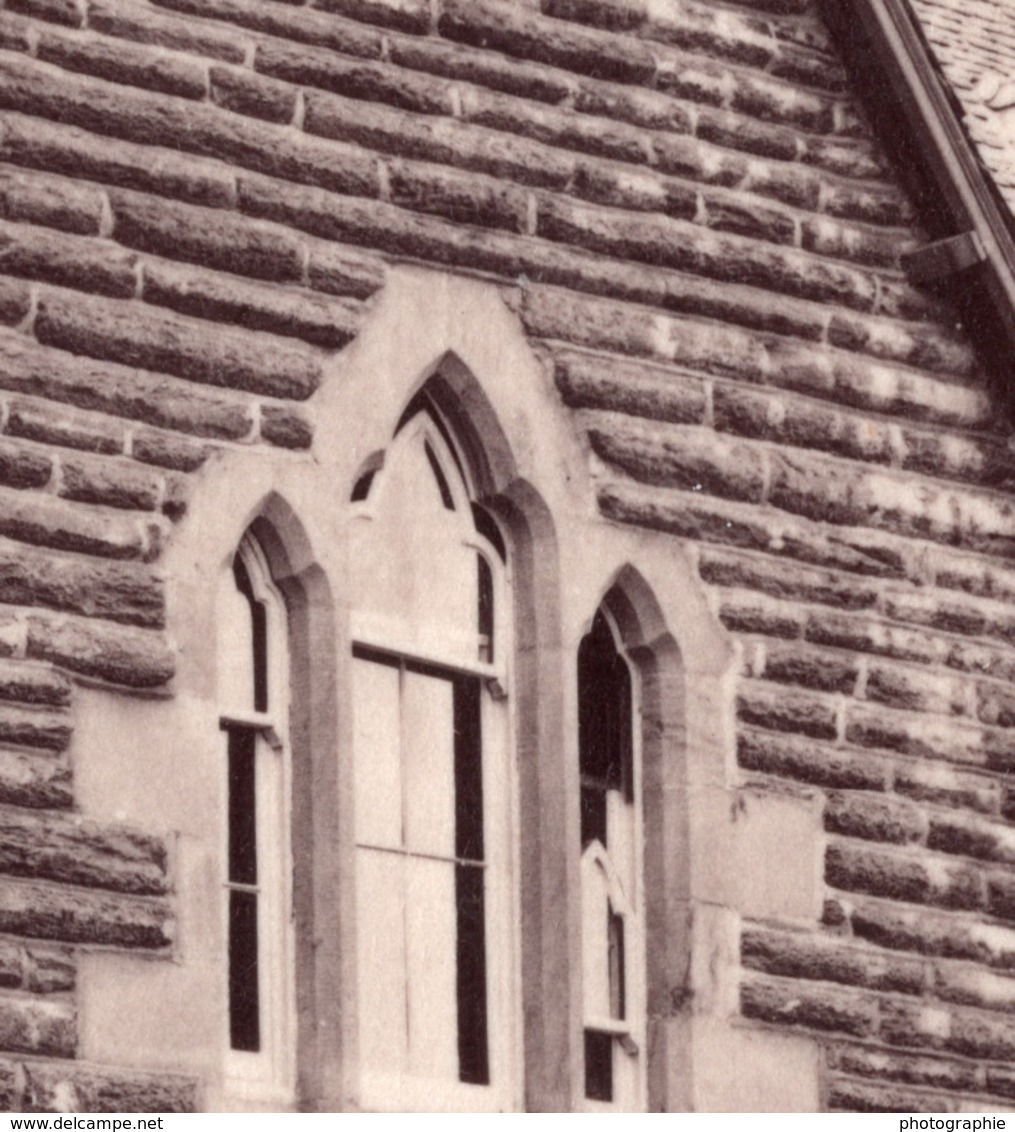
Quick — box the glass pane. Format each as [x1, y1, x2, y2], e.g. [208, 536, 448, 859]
[454, 677, 484, 863]
[584, 1030, 613, 1102]
[228, 729, 257, 886]
[405, 855, 459, 1080]
[353, 652, 403, 850]
[356, 850, 408, 1076]
[456, 864, 489, 1085]
[403, 667, 456, 859]
[229, 889, 260, 1052]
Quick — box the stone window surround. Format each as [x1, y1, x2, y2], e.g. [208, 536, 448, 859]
[69, 268, 821, 1112]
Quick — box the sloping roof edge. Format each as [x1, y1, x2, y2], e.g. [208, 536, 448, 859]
[819, 0, 1015, 413]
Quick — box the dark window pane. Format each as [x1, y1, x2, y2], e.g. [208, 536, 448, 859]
[424, 441, 455, 510]
[229, 889, 260, 1052]
[608, 904, 625, 1021]
[228, 728, 257, 886]
[233, 555, 269, 712]
[471, 503, 507, 563]
[581, 786, 607, 848]
[350, 469, 376, 502]
[456, 864, 489, 1085]
[584, 1030, 613, 1102]
[454, 677, 484, 862]
[477, 554, 494, 663]
[578, 612, 632, 794]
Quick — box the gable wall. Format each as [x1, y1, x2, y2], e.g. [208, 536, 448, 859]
[0, 0, 1013, 1112]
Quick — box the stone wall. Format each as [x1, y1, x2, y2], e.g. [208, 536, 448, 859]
[0, 0, 1013, 1112]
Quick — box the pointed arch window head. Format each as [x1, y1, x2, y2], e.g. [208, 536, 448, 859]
[578, 608, 644, 1110]
[218, 535, 294, 1100]
[348, 396, 517, 1111]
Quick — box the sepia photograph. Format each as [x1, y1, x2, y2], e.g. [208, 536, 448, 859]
[0, 0, 1012, 1114]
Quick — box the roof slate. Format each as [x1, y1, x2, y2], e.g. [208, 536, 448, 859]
[909, 0, 1015, 210]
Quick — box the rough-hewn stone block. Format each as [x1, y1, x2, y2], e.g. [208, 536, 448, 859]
[0, 992, 74, 1057]
[700, 548, 880, 609]
[827, 1043, 979, 1093]
[0, 220, 138, 299]
[23, 944, 74, 993]
[0, 537, 165, 628]
[0, 878, 171, 947]
[36, 26, 209, 100]
[846, 704, 996, 768]
[552, 347, 707, 424]
[1, 113, 237, 211]
[35, 289, 323, 401]
[586, 415, 766, 501]
[130, 430, 211, 473]
[439, 0, 656, 84]
[826, 840, 983, 911]
[0, 332, 253, 441]
[312, 0, 431, 34]
[0, 705, 70, 752]
[894, 760, 998, 816]
[824, 791, 927, 845]
[934, 961, 1015, 1014]
[20, 1060, 197, 1114]
[0, 440, 52, 492]
[26, 611, 174, 688]
[828, 1076, 954, 1114]
[259, 406, 313, 451]
[0, 484, 145, 560]
[153, 0, 384, 57]
[737, 727, 887, 790]
[0, 165, 105, 238]
[6, 0, 82, 28]
[142, 259, 362, 351]
[719, 590, 805, 638]
[741, 974, 877, 1037]
[865, 662, 969, 718]
[258, 38, 451, 114]
[759, 642, 859, 694]
[805, 611, 946, 667]
[0, 55, 379, 200]
[88, 0, 248, 62]
[0, 660, 70, 708]
[0, 807, 168, 895]
[0, 750, 72, 811]
[112, 190, 303, 286]
[209, 65, 296, 125]
[7, 400, 124, 456]
[742, 925, 925, 994]
[305, 88, 575, 190]
[736, 681, 838, 739]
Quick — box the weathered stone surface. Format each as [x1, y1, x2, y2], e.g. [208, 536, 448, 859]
[1, 113, 237, 210]
[824, 791, 927, 845]
[439, 0, 656, 84]
[894, 761, 999, 816]
[846, 704, 994, 768]
[210, 64, 297, 125]
[36, 26, 209, 100]
[737, 728, 887, 790]
[0, 750, 72, 811]
[0, 278, 31, 327]
[719, 590, 806, 639]
[23, 944, 75, 993]
[0, 54, 379, 198]
[0, 539, 164, 628]
[0, 441, 52, 492]
[0, 165, 105, 237]
[7, 400, 124, 456]
[0, 660, 70, 708]
[20, 1059, 198, 1114]
[153, 0, 383, 56]
[0, 331, 254, 441]
[0, 486, 146, 560]
[826, 840, 983, 911]
[0, 705, 70, 752]
[828, 1076, 955, 1114]
[61, 453, 156, 513]
[827, 1044, 978, 1092]
[6, 0, 82, 28]
[26, 611, 174, 688]
[0, 878, 171, 948]
[742, 925, 925, 994]
[741, 974, 877, 1037]
[805, 611, 947, 667]
[934, 961, 1015, 1014]
[736, 681, 838, 739]
[864, 662, 969, 718]
[0, 992, 74, 1057]
[700, 548, 879, 609]
[760, 642, 859, 694]
[552, 347, 707, 424]
[87, 0, 248, 62]
[389, 159, 529, 233]
[586, 415, 766, 501]
[130, 430, 211, 473]
[260, 406, 313, 451]
[112, 190, 303, 285]
[0, 807, 168, 895]
[34, 289, 323, 401]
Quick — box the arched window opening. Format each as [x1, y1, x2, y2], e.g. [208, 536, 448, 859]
[218, 535, 295, 1101]
[348, 401, 516, 1112]
[578, 609, 644, 1110]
